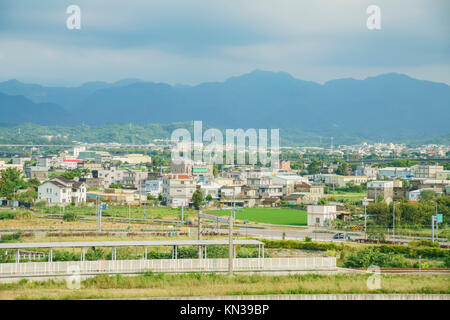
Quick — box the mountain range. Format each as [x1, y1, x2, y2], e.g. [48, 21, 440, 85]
[0, 70, 449, 141]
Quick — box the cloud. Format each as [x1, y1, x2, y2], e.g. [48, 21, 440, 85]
[0, 0, 448, 85]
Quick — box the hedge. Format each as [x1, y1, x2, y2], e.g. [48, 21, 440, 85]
[261, 239, 341, 251]
[260, 239, 449, 259]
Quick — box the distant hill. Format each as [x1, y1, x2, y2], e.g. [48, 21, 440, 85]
[0, 70, 449, 141]
[0, 93, 69, 125]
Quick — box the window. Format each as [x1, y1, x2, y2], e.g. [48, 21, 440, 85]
[316, 218, 320, 223]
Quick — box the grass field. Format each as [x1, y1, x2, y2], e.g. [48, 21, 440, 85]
[0, 273, 448, 299]
[325, 192, 366, 202]
[207, 208, 307, 226]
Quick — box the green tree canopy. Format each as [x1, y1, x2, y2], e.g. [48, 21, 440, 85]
[192, 190, 204, 210]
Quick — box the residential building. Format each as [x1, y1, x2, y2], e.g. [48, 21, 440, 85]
[367, 181, 394, 204]
[279, 160, 291, 172]
[307, 205, 337, 227]
[24, 166, 49, 182]
[145, 178, 163, 198]
[112, 154, 152, 165]
[316, 174, 368, 188]
[410, 178, 450, 193]
[199, 181, 222, 201]
[60, 159, 82, 170]
[436, 170, 450, 180]
[36, 156, 59, 169]
[12, 157, 31, 166]
[122, 169, 149, 189]
[37, 176, 86, 205]
[93, 167, 124, 188]
[161, 174, 196, 208]
[411, 165, 444, 179]
[354, 166, 379, 179]
[292, 182, 324, 204]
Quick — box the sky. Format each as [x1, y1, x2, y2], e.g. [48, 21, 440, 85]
[0, 0, 449, 86]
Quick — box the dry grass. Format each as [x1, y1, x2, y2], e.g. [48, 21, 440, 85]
[0, 273, 448, 300]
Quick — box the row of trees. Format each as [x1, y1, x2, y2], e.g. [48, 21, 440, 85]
[366, 196, 450, 228]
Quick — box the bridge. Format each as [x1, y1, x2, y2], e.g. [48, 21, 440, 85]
[346, 158, 450, 164]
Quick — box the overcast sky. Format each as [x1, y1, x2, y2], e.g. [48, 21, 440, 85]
[0, 0, 448, 86]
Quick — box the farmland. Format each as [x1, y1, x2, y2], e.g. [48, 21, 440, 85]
[207, 208, 307, 226]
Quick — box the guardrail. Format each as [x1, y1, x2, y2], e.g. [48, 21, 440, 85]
[0, 257, 336, 277]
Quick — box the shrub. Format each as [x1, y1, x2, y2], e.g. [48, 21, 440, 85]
[0, 211, 17, 220]
[408, 240, 440, 248]
[63, 211, 79, 222]
[0, 232, 22, 242]
[343, 248, 411, 268]
[86, 248, 106, 261]
[261, 239, 339, 251]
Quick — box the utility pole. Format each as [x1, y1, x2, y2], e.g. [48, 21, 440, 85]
[392, 202, 396, 243]
[98, 203, 102, 232]
[363, 198, 368, 240]
[435, 202, 439, 242]
[198, 210, 202, 259]
[228, 207, 233, 277]
[432, 215, 435, 242]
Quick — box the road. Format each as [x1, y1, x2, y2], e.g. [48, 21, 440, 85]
[192, 225, 361, 242]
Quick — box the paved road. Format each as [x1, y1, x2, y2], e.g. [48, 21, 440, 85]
[193, 225, 359, 242]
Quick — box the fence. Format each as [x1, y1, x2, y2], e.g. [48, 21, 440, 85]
[0, 257, 336, 278]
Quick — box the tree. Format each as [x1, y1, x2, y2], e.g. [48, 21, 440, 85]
[0, 168, 27, 200]
[419, 190, 436, 201]
[205, 194, 213, 202]
[335, 160, 349, 176]
[17, 188, 37, 204]
[368, 201, 390, 226]
[307, 160, 322, 175]
[192, 190, 204, 210]
[213, 165, 219, 178]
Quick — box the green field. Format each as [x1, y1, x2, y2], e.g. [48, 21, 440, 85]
[207, 208, 307, 226]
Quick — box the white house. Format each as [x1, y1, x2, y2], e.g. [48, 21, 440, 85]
[37, 176, 86, 205]
[161, 174, 196, 208]
[307, 205, 337, 227]
[145, 178, 163, 198]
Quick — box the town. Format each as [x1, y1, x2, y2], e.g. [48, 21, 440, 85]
[0, 140, 448, 233]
